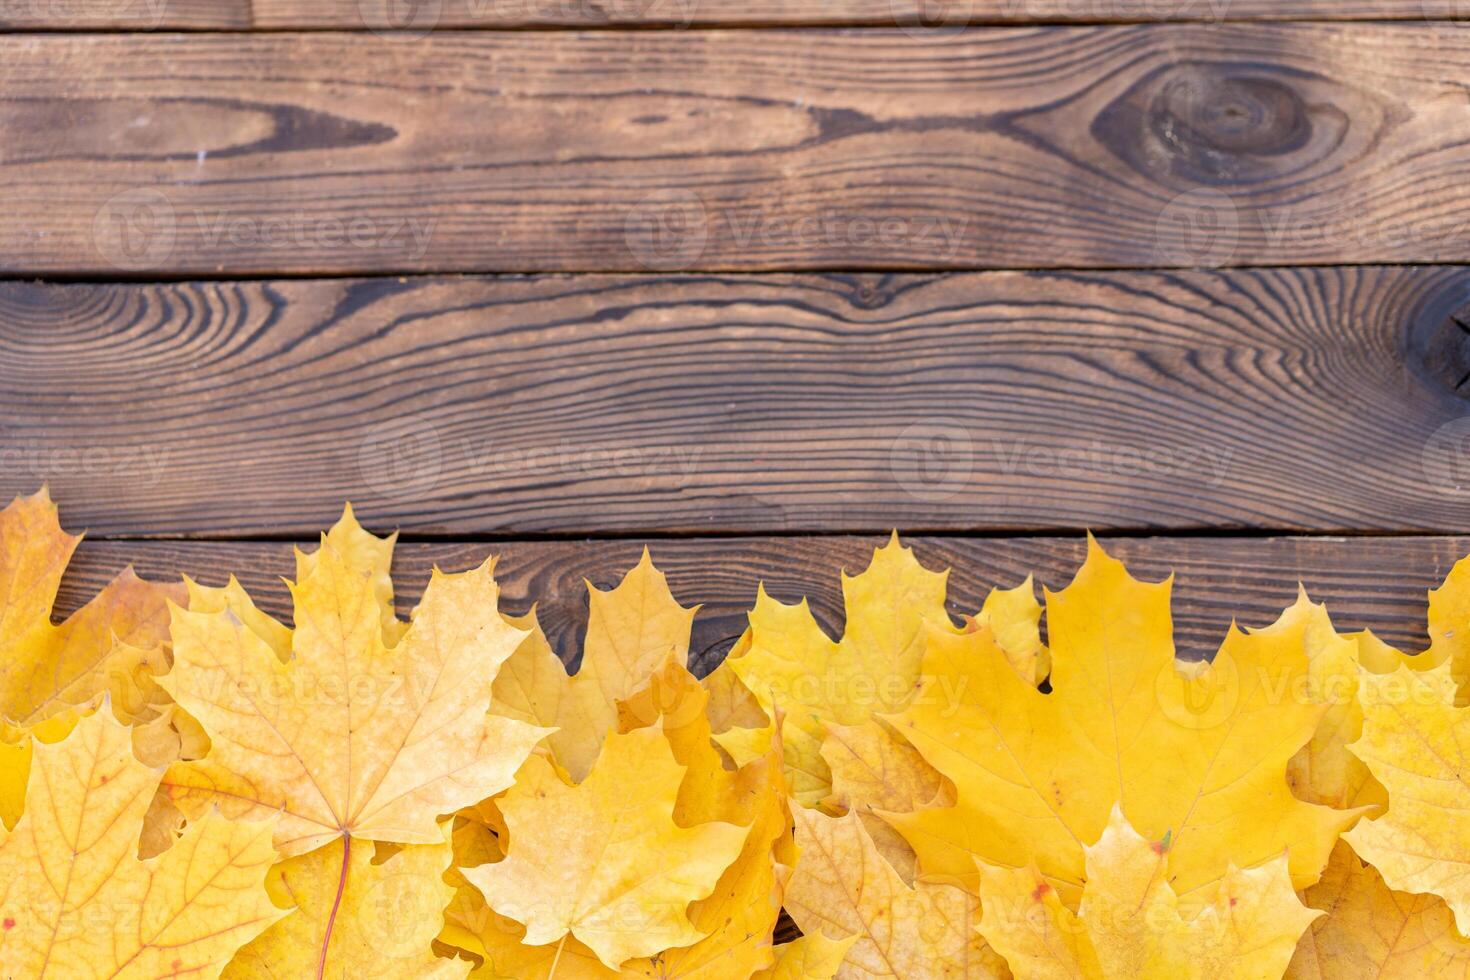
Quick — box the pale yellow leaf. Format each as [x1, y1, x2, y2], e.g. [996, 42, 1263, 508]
[1288, 840, 1470, 979]
[784, 807, 1006, 979]
[462, 727, 747, 969]
[1345, 662, 1470, 934]
[0, 710, 282, 977]
[978, 806, 1317, 980]
[159, 537, 544, 856]
[225, 821, 468, 979]
[755, 934, 858, 980]
[490, 551, 696, 781]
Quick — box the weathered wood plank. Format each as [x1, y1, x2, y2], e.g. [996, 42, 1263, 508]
[0, 0, 246, 29]
[265, 0, 1470, 29]
[4, 268, 1468, 536]
[56, 534, 1469, 670]
[1, 0, 1462, 31]
[5, 26, 1470, 274]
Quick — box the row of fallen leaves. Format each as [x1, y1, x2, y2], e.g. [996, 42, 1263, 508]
[1, 486, 1468, 979]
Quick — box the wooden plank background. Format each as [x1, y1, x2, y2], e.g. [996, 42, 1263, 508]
[7, 26, 1470, 274]
[3, 0, 1468, 30]
[3, 269, 1469, 536]
[3, 0, 1470, 688]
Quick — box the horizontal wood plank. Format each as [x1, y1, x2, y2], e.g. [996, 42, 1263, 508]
[56, 534, 1470, 670]
[0, 0, 246, 29]
[266, 0, 1470, 29]
[1, 1, 1464, 30]
[4, 268, 1470, 537]
[5, 26, 1470, 274]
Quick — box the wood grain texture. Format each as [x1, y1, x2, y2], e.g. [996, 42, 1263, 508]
[0, 0, 246, 29]
[4, 268, 1470, 537]
[6, 26, 1470, 274]
[55, 533, 1470, 671]
[1, 0, 1464, 30]
[265, 0, 1470, 29]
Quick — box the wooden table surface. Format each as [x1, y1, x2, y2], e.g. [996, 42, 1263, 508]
[4, 0, 1470, 664]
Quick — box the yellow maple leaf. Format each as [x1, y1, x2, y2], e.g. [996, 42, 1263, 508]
[978, 806, 1317, 979]
[724, 535, 954, 806]
[0, 488, 182, 728]
[1288, 840, 1470, 978]
[1424, 552, 1470, 692]
[819, 718, 950, 882]
[723, 536, 1044, 809]
[1345, 662, 1470, 934]
[157, 532, 545, 857]
[462, 727, 748, 969]
[490, 550, 697, 781]
[887, 539, 1357, 902]
[0, 489, 184, 828]
[701, 643, 768, 738]
[296, 502, 406, 645]
[0, 709, 282, 977]
[617, 663, 795, 980]
[444, 664, 792, 979]
[224, 820, 468, 978]
[783, 807, 1007, 979]
[755, 934, 857, 979]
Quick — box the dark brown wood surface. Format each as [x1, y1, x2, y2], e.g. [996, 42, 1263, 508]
[2, 0, 1464, 31]
[6, 26, 1470, 274]
[267, 0, 1470, 29]
[4, 268, 1469, 537]
[56, 533, 1468, 670]
[0, 0, 246, 28]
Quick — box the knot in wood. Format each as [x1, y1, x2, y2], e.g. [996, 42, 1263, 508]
[1093, 62, 1341, 188]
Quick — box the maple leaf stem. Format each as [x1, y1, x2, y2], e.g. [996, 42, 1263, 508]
[317, 831, 351, 980]
[547, 933, 567, 980]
